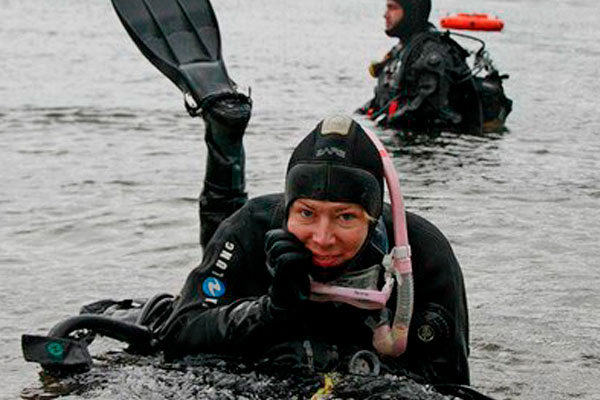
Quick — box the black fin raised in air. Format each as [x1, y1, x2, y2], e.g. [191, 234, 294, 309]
[111, 0, 237, 110]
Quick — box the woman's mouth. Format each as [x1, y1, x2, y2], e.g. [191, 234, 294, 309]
[312, 254, 341, 268]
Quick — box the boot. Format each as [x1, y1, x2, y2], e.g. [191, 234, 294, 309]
[199, 95, 252, 247]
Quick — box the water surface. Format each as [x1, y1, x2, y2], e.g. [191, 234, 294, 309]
[2, 0, 599, 399]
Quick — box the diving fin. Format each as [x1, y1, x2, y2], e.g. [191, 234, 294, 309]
[111, 0, 240, 113]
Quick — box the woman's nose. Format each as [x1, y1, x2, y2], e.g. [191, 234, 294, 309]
[311, 218, 335, 247]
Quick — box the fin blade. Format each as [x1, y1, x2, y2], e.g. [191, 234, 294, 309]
[144, 0, 214, 64]
[112, 0, 182, 90]
[178, 0, 221, 60]
[112, 0, 235, 107]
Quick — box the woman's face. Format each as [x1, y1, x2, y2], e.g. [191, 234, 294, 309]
[287, 198, 370, 268]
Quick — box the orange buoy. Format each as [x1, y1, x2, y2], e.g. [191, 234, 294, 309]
[440, 13, 504, 31]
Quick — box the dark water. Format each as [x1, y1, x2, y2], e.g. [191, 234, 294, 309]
[2, 0, 599, 399]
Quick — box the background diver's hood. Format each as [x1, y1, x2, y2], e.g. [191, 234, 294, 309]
[386, 0, 432, 41]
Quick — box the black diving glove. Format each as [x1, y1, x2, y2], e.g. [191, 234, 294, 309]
[265, 229, 312, 312]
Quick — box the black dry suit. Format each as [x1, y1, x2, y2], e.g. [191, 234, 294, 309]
[362, 0, 512, 135]
[153, 193, 470, 385]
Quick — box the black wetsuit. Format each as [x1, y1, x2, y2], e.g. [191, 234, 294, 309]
[156, 193, 470, 385]
[362, 26, 484, 135]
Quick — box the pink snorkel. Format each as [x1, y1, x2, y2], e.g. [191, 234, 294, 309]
[309, 126, 414, 357]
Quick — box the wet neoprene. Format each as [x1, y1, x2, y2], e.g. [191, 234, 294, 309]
[265, 229, 312, 311]
[199, 96, 252, 247]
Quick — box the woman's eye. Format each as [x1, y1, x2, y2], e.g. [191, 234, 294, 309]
[339, 213, 357, 222]
[300, 209, 313, 218]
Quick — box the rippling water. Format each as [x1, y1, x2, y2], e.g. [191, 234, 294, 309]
[2, 0, 599, 399]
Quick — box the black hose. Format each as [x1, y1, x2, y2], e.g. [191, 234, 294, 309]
[136, 293, 174, 326]
[48, 315, 154, 353]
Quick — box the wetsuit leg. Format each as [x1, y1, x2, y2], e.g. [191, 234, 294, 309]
[199, 95, 252, 247]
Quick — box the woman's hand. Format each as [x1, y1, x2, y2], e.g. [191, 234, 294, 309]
[265, 229, 312, 312]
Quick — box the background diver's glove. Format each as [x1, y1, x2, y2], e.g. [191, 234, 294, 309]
[265, 229, 312, 312]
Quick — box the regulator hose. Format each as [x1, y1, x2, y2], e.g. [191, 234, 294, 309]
[49, 315, 154, 353]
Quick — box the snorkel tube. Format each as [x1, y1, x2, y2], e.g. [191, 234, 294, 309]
[309, 127, 414, 357]
[363, 127, 413, 357]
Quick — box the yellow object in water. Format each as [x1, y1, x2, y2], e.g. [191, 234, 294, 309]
[310, 373, 337, 400]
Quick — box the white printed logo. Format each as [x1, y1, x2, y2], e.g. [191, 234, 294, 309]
[316, 146, 346, 158]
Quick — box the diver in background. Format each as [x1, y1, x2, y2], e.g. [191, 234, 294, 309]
[358, 0, 512, 136]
